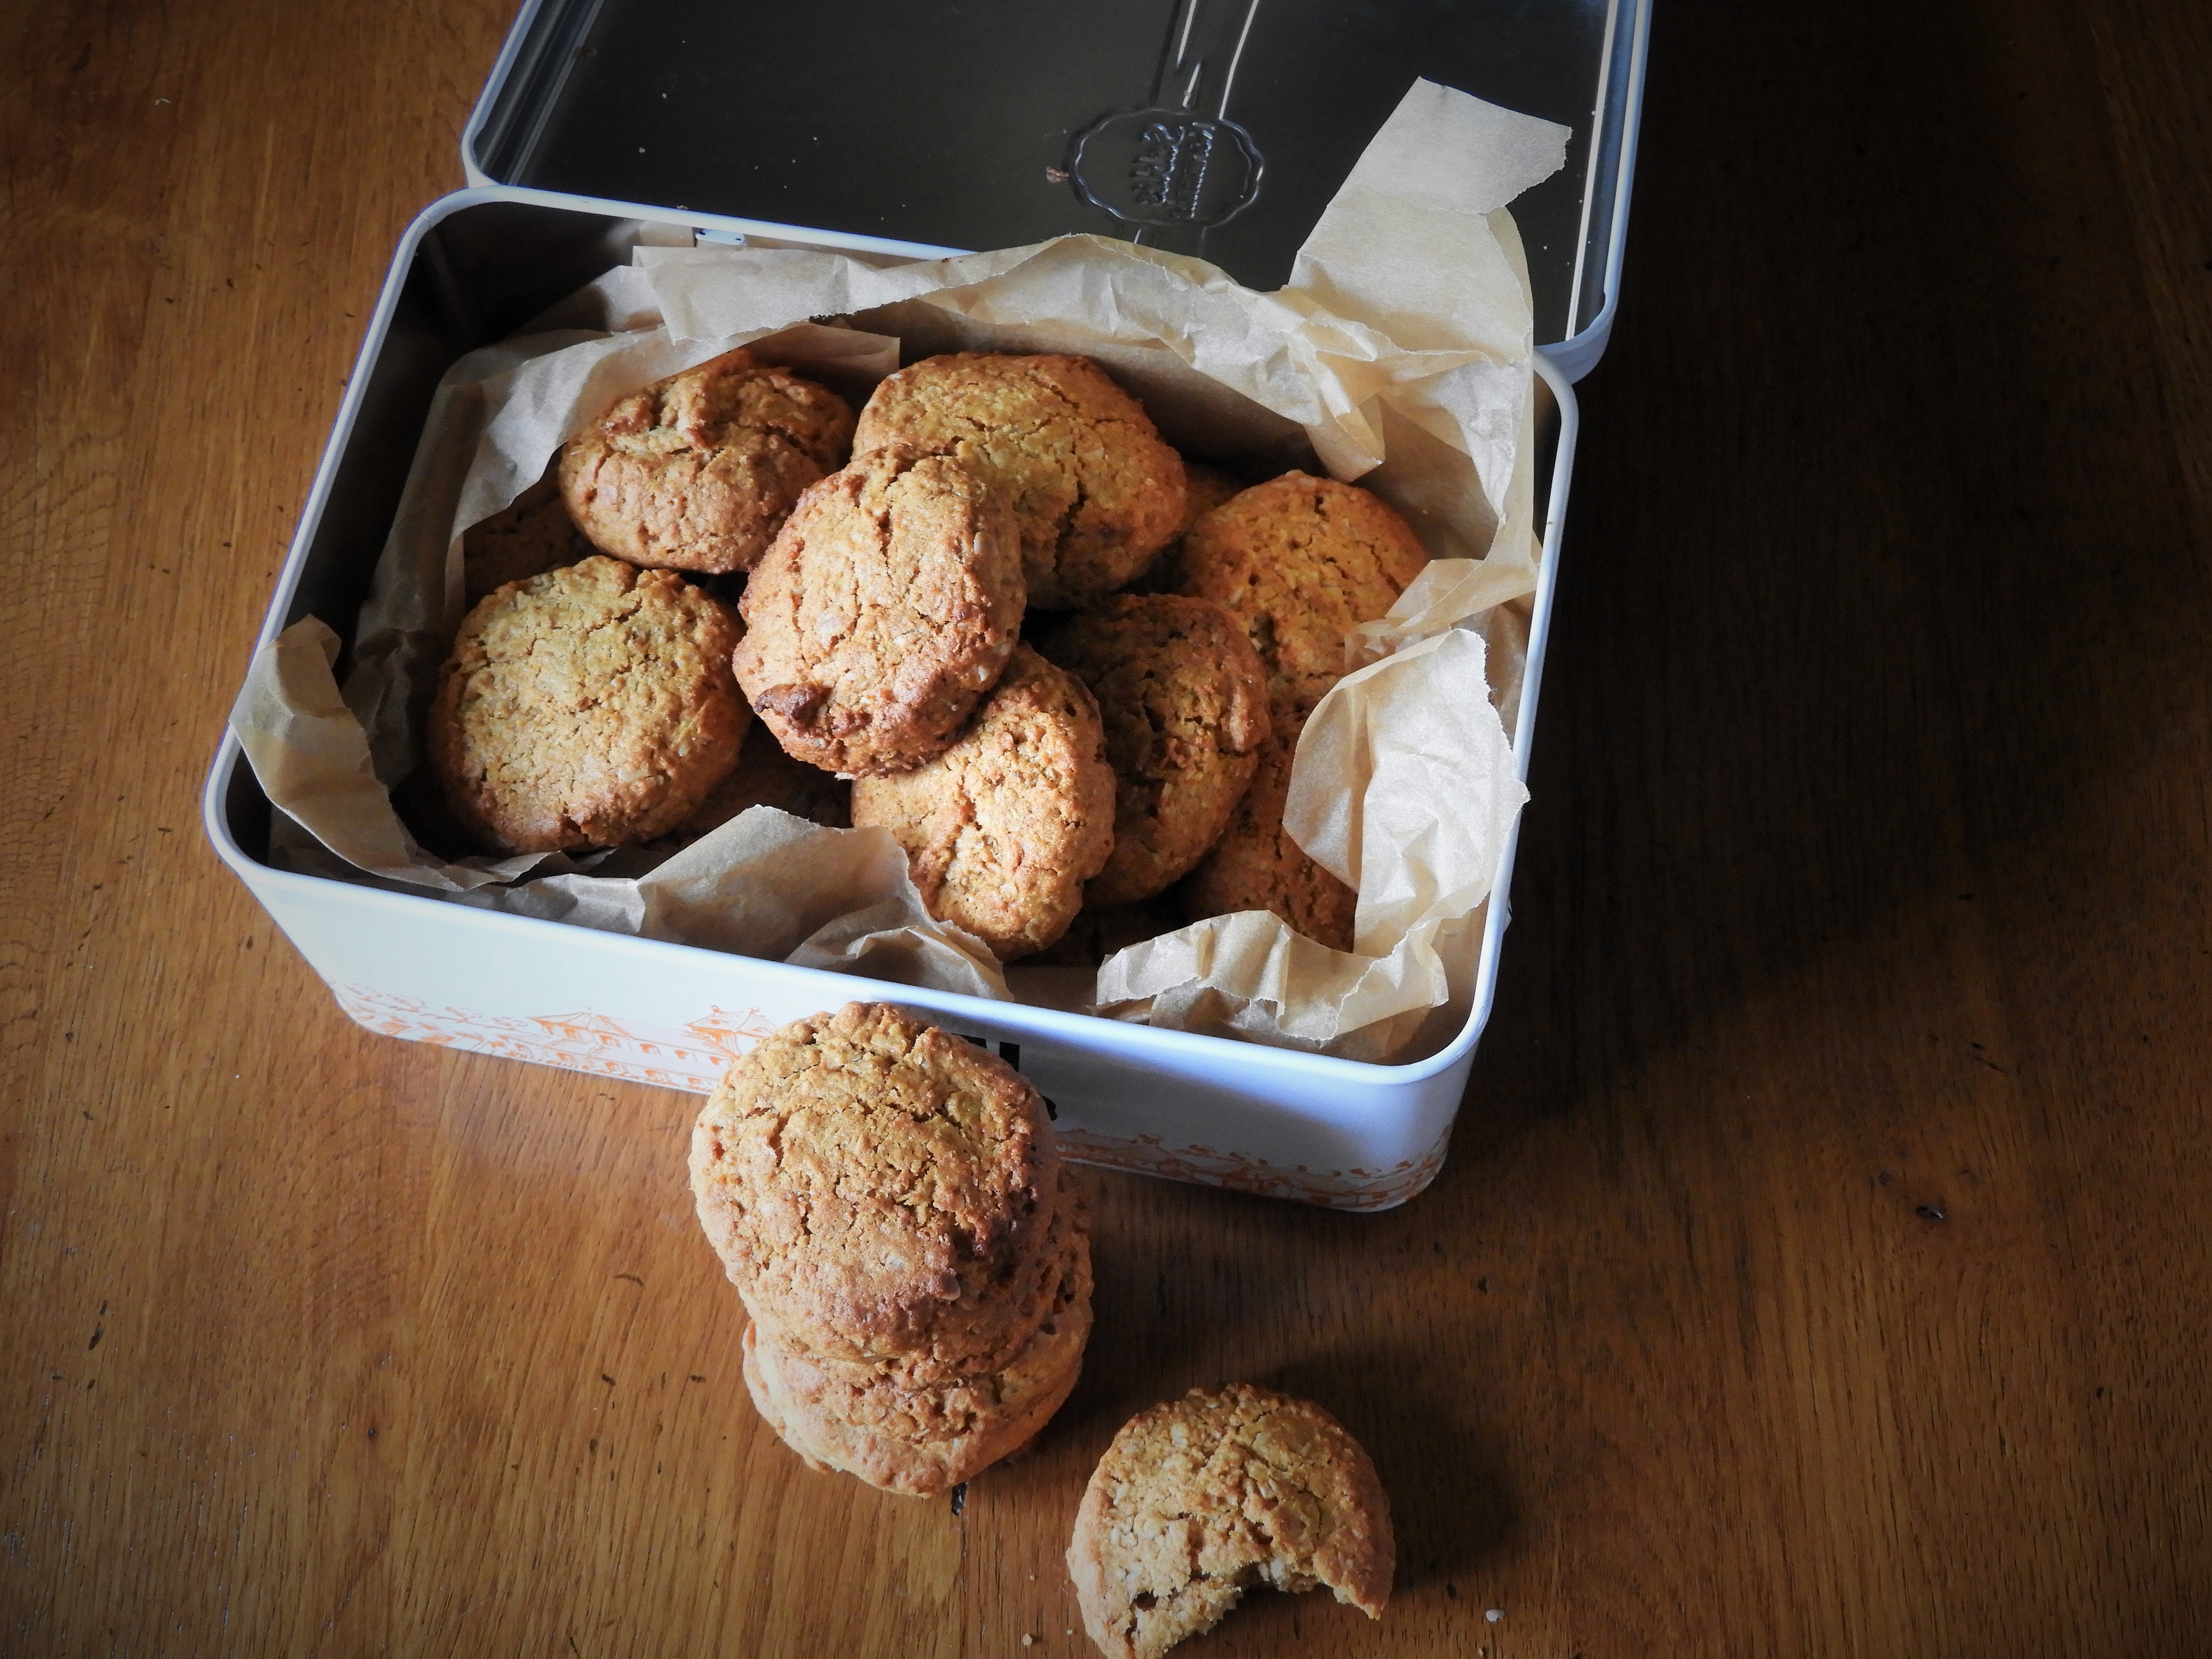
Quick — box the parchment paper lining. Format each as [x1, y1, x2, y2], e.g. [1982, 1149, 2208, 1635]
[227, 79, 1567, 1063]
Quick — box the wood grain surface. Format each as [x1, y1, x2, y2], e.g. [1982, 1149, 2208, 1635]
[5, 0, 2211, 1653]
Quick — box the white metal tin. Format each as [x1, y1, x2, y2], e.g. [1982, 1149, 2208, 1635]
[204, 187, 1580, 1210]
[1551, 0, 1653, 380]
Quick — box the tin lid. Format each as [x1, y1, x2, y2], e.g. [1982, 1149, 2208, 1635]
[466, 0, 1647, 374]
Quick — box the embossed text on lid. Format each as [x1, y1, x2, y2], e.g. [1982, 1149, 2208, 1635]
[1069, 108, 1263, 231]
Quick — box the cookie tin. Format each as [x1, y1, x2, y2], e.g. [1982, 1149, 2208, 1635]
[202, 0, 1650, 1208]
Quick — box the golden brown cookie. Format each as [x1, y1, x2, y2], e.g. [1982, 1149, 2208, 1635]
[742, 1186, 1092, 1496]
[462, 483, 593, 603]
[749, 1164, 1089, 1389]
[559, 347, 854, 575]
[742, 1161, 1085, 1398]
[426, 556, 748, 854]
[689, 1003, 1061, 1364]
[744, 1304, 1085, 1499]
[1068, 1384, 1394, 1659]
[1040, 595, 1271, 907]
[850, 646, 1117, 960]
[1166, 471, 1429, 707]
[851, 353, 1187, 610]
[734, 447, 1025, 777]
[1177, 697, 1356, 952]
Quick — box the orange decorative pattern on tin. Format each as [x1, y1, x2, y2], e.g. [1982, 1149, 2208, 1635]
[331, 987, 1447, 1208]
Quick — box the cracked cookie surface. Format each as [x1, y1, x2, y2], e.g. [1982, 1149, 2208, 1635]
[426, 555, 747, 853]
[741, 1173, 1092, 1496]
[734, 446, 1025, 777]
[688, 1003, 1061, 1363]
[849, 645, 1117, 960]
[1039, 595, 1271, 907]
[852, 352, 1187, 611]
[746, 1166, 1087, 1388]
[559, 346, 853, 574]
[1068, 1383, 1394, 1659]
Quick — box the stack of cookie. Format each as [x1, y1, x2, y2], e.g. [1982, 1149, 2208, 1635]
[688, 1001, 1092, 1497]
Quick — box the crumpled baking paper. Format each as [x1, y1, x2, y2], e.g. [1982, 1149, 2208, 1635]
[228, 77, 1566, 1062]
[1090, 573, 1531, 1062]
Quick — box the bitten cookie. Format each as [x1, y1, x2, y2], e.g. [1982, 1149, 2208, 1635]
[852, 353, 1187, 610]
[1068, 1384, 1394, 1659]
[850, 645, 1117, 960]
[734, 447, 1025, 777]
[1166, 471, 1429, 707]
[426, 556, 748, 854]
[689, 1003, 1061, 1364]
[559, 347, 854, 574]
[1178, 697, 1357, 952]
[1040, 595, 1271, 906]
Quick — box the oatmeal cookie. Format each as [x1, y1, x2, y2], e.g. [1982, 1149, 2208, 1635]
[849, 646, 1117, 960]
[426, 556, 747, 853]
[748, 1165, 1089, 1388]
[1039, 595, 1271, 906]
[689, 1003, 1061, 1364]
[734, 447, 1025, 777]
[1178, 696, 1357, 952]
[742, 1185, 1092, 1496]
[1167, 471, 1428, 707]
[851, 353, 1187, 610]
[1068, 1384, 1394, 1659]
[742, 1159, 1085, 1391]
[559, 347, 854, 574]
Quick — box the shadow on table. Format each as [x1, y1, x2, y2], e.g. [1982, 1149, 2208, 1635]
[1271, 1343, 1515, 1592]
[1062, 1168, 1519, 1590]
[1463, 0, 2212, 1143]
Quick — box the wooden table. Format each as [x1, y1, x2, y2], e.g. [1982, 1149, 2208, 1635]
[6, 0, 2209, 1652]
